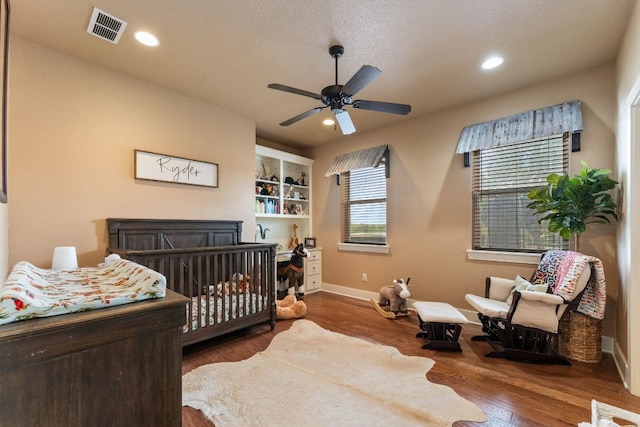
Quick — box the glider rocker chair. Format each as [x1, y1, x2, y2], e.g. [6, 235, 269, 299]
[465, 250, 595, 365]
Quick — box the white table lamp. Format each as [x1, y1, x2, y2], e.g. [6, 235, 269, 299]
[51, 246, 78, 270]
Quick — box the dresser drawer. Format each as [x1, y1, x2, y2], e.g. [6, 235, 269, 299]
[305, 259, 321, 276]
[307, 250, 322, 262]
[306, 275, 322, 291]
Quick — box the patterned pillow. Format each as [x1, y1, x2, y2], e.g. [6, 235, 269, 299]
[506, 275, 549, 305]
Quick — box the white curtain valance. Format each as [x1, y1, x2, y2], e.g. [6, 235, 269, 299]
[325, 144, 388, 177]
[455, 100, 583, 154]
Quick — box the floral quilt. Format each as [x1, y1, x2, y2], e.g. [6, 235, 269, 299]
[0, 258, 166, 325]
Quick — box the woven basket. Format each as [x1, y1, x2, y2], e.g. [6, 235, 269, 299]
[555, 309, 602, 363]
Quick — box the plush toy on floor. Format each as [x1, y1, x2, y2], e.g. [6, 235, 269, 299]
[371, 278, 411, 319]
[276, 294, 307, 320]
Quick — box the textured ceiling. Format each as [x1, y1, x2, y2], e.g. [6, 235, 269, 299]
[11, 0, 635, 148]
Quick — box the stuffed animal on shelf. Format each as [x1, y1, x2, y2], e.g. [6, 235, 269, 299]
[276, 294, 307, 320]
[371, 278, 411, 319]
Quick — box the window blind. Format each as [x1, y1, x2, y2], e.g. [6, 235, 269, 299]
[342, 162, 387, 244]
[472, 133, 570, 252]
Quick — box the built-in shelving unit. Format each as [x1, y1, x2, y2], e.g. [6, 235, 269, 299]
[255, 146, 312, 218]
[255, 145, 320, 293]
[255, 146, 314, 246]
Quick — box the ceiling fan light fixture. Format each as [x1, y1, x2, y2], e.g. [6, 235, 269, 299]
[482, 56, 504, 70]
[333, 109, 356, 135]
[323, 118, 335, 126]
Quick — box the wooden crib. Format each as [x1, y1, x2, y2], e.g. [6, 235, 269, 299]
[107, 218, 276, 346]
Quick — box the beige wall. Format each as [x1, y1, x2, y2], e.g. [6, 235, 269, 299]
[0, 203, 6, 279]
[615, 0, 640, 394]
[310, 65, 619, 335]
[8, 38, 257, 268]
[256, 137, 305, 157]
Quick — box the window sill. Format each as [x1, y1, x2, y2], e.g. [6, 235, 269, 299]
[466, 250, 541, 265]
[338, 243, 390, 254]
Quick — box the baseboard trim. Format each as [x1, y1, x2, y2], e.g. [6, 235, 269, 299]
[320, 283, 378, 301]
[613, 340, 631, 389]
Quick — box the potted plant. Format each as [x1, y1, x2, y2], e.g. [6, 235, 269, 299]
[527, 161, 619, 250]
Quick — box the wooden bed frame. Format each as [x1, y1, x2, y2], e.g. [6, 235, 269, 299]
[106, 218, 277, 346]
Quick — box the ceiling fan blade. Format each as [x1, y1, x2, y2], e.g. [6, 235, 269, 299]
[333, 109, 356, 135]
[279, 106, 327, 126]
[341, 65, 382, 97]
[268, 83, 323, 100]
[353, 100, 412, 115]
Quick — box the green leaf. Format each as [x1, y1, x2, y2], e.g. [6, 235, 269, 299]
[527, 163, 619, 240]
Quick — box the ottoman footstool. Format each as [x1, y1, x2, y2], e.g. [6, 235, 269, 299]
[414, 301, 468, 352]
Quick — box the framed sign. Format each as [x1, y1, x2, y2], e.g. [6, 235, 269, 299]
[304, 237, 316, 248]
[135, 150, 218, 188]
[0, 0, 9, 203]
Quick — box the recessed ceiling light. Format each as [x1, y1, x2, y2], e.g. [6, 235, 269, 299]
[482, 56, 503, 70]
[323, 119, 335, 126]
[134, 31, 159, 47]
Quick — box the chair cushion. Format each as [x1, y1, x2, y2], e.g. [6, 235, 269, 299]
[465, 294, 510, 318]
[518, 290, 564, 305]
[506, 275, 549, 305]
[413, 301, 468, 324]
[510, 291, 564, 332]
[486, 276, 516, 301]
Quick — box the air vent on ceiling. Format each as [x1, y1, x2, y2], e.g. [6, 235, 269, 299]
[86, 7, 127, 44]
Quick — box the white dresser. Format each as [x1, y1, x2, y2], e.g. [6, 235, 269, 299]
[304, 248, 322, 293]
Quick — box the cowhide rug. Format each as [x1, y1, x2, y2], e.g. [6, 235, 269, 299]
[183, 319, 486, 427]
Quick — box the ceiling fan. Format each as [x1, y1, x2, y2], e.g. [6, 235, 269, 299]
[268, 45, 411, 135]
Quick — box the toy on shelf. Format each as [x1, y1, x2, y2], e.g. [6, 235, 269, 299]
[371, 278, 411, 319]
[288, 223, 299, 249]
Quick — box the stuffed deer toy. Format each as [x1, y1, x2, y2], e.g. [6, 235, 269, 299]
[378, 278, 411, 315]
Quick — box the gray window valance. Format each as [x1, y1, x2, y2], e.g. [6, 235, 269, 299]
[455, 100, 582, 154]
[325, 144, 388, 177]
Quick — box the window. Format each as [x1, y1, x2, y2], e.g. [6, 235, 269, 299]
[342, 159, 387, 244]
[472, 133, 570, 252]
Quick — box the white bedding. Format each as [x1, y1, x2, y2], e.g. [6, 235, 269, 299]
[0, 258, 166, 325]
[186, 293, 268, 332]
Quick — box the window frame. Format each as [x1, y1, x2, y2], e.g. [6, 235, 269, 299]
[340, 157, 388, 247]
[471, 133, 571, 253]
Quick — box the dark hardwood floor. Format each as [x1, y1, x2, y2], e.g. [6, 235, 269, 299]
[182, 291, 640, 426]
